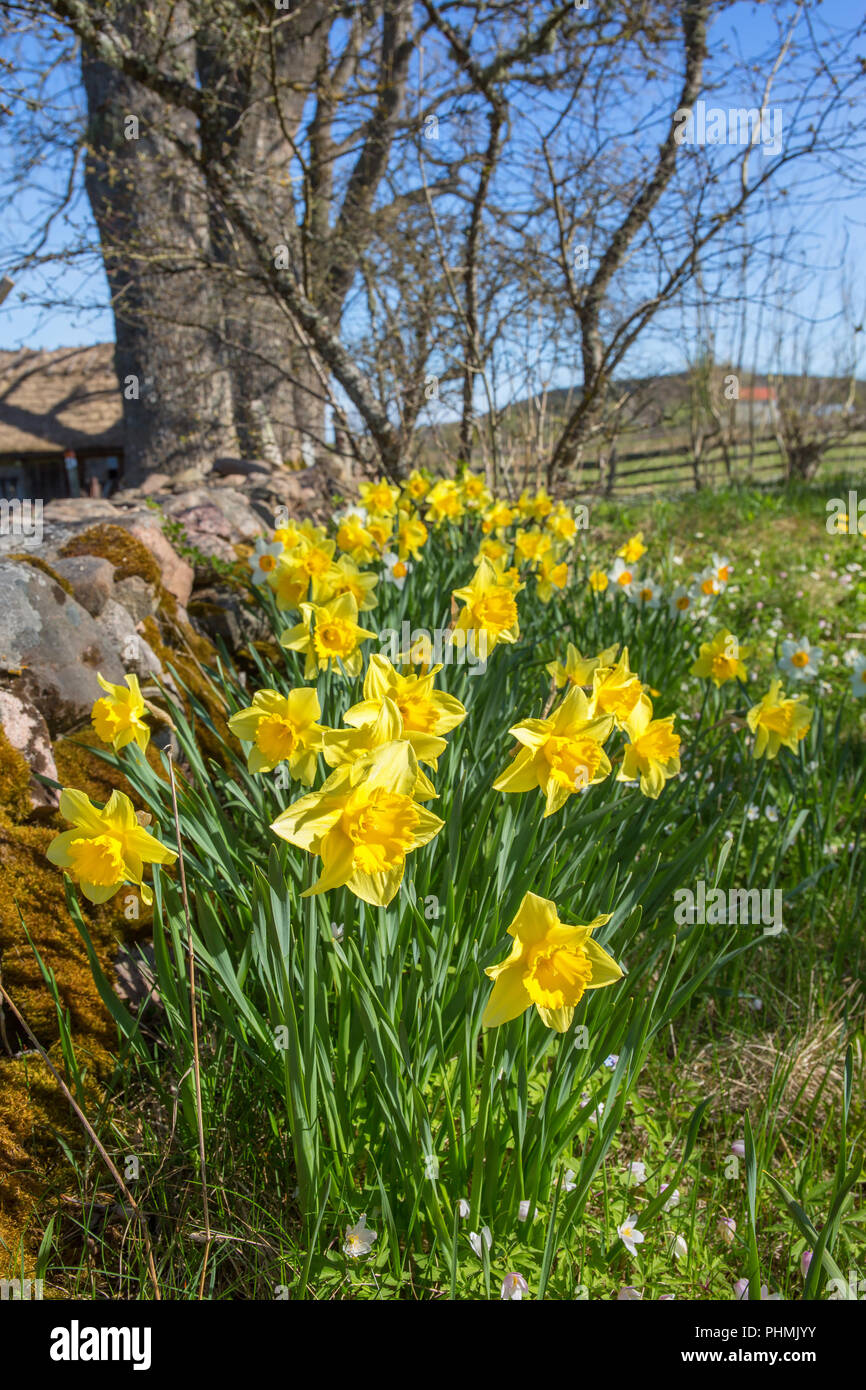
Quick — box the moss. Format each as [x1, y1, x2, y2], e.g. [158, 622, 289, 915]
[0, 811, 135, 1280]
[4, 553, 75, 598]
[59, 523, 162, 589]
[0, 727, 32, 823]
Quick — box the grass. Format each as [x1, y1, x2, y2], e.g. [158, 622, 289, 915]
[8, 472, 865, 1301]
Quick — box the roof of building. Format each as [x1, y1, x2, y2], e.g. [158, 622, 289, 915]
[0, 343, 123, 457]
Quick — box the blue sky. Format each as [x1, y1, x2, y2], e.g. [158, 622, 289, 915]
[1, 0, 864, 400]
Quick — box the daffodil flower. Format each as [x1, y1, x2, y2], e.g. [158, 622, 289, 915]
[91, 673, 150, 753]
[482, 891, 623, 1033]
[426, 478, 465, 524]
[227, 687, 325, 781]
[778, 635, 821, 682]
[547, 642, 618, 691]
[280, 593, 377, 678]
[344, 654, 467, 745]
[493, 686, 613, 816]
[746, 680, 812, 759]
[590, 647, 645, 728]
[617, 532, 647, 563]
[588, 568, 609, 593]
[617, 694, 681, 799]
[359, 478, 400, 516]
[382, 550, 411, 589]
[248, 537, 284, 585]
[607, 557, 636, 595]
[321, 696, 441, 790]
[270, 740, 443, 906]
[691, 629, 749, 687]
[47, 789, 176, 905]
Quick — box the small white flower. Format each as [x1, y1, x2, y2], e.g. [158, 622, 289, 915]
[670, 1233, 688, 1262]
[518, 1200, 537, 1222]
[343, 1213, 377, 1258]
[765, 806, 779, 823]
[628, 1161, 647, 1185]
[248, 538, 283, 586]
[660, 1184, 680, 1212]
[456, 1197, 471, 1219]
[730, 1140, 746, 1159]
[617, 1215, 644, 1257]
[850, 655, 866, 699]
[778, 636, 822, 682]
[616, 1286, 643, 1300]
[745, 804, 760, 822]
[331, 921, 345, 942]
[718, 1217, 737, 1245]
[469, 1226, 493, 1258]
[557, 1168, 577, 1194]
[501, 1272, 529, 1301]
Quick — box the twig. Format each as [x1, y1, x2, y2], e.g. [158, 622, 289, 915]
[0, 981, 161, 1299]
[167, 756, 212, 1299]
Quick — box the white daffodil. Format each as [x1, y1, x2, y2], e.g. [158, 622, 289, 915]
[501, 1272, 529, 1301]
[343, 1213, 377, 1257]
[850, 655, 866, 698]
[248, 538, 283, 586]
[669, 585, 695, 619]
[629, 575, 662, 609]
[469, 1226, 493, 1258]
[617, 1215, 644, 1257]
[778, 636, 822, 682]
[711, 554, 732, 588]
[607, 557, 636, 596]
[693, 566, 722, 601]
[382, 549, 411, 589]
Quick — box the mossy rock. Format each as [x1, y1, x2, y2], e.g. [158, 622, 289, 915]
[3, 553, 75, 598]
[59, 524, 161, 589]
[0, 726, 32, 823]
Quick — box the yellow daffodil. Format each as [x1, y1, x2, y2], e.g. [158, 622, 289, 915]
[359, 478, 400, 516]
[403, 469, 431, 503]
[458, 470, 491, 510]
[514, 528, 553, 567]
[536, 555, 569, 603]
[270, 740, 443, 906]
[545, 505, 578, 543]
[329, 554, 379, 611]
[452, 556, 521, 657]
[322, 696, 440, 792]
[91, 673, 150, 753]
[588, 568, 609, 593]
[366, 515, 393, 551]
[397, 510, 428, 561]
[691, 630, 749, 687]
[268, 554, 310, 611]
[547, 643, 619, 690]
[493, 686, 613, 816]
[482, 500, 515, 534]
[617, 694, 681, 798]
[336, 512, 379, 563]
[591, 648, 644, 727]
[343, 654, 467, 745]
[746, 680, 812, 760]
[426, 479, 465, 525]
[617, 532, 647, 563]
[483, 891, 623, 1032]
[476, 536, 510, 565]
[280, 593, 377, 678]
[227, 687, 325, 781]
[47, 788, 176, 905]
